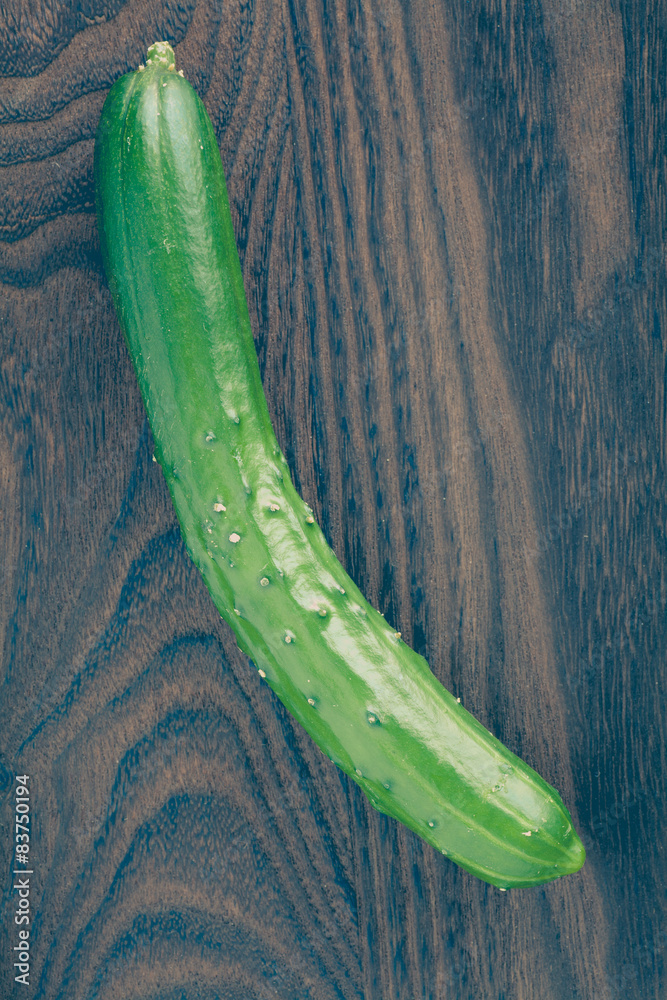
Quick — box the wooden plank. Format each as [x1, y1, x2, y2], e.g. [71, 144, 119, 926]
[1, 0, 665, 997]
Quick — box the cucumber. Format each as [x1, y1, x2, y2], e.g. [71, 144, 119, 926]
[94, 41, 585, 888]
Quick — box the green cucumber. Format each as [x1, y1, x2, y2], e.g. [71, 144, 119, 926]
[94, 41, 585, 888]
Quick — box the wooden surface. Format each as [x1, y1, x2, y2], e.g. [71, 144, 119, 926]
[1, 1, 665, 998]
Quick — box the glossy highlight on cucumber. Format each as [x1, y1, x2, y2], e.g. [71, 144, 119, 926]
[94, 41, 585, 888]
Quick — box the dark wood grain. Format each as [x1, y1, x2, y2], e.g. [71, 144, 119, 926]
[1, 1, 665, 998]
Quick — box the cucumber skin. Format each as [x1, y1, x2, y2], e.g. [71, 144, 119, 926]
[94, 42, 585, 889]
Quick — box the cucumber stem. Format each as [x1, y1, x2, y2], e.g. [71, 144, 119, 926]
[146, 41, 175, 68]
